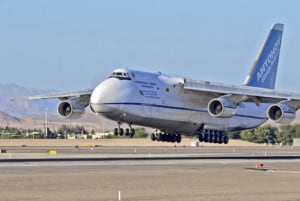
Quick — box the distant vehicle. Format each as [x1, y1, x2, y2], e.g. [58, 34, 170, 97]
[13, 23, 300, 144]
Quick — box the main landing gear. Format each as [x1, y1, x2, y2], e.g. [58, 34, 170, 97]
[198, 129, 229, 144]
[151, 131, 181, 143]
[114, 123, 135, 138]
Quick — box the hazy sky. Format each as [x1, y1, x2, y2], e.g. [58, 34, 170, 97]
[0, 0, 300, 91]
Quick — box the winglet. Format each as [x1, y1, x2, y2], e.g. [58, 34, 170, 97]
[244, 23, 284, 89]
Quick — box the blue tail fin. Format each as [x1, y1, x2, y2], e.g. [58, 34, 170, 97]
[244, 23, 284, 89]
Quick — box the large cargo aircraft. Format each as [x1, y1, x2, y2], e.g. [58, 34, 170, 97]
[13, 23, 300, 144]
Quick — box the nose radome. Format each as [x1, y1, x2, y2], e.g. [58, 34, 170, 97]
[90, 79, 121, 113]
[90, 83, 104, 104]
[90, 82, 109, 113]
[91, 78, 116, 102]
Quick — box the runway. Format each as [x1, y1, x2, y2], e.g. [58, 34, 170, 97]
[0, 145, 300, 162]
[0, 146, 300, 201]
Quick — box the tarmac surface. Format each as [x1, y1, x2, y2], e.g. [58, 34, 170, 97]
[1, 144, 300, 201]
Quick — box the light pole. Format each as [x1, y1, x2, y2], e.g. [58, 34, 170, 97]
[45, 108, 48, 139]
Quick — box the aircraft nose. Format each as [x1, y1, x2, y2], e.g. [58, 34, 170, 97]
[90, 84, 109, 113]
[90, 79, 119, 113]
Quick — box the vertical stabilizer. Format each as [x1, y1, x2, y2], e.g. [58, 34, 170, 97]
[244, 23, 284, 89]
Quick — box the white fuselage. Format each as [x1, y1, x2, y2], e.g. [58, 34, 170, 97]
[90, 69, 268, 135]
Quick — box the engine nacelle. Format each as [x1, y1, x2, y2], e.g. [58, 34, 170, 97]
[208, 96, 237, 118]
[267, 103, 296, 123]
[58, 98, 85, 119]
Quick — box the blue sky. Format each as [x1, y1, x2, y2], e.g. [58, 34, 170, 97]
[0, 0, 300, 91]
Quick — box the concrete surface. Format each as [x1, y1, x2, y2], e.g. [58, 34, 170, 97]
[0, 145, 299, 201]
[1, 160, 300, 201]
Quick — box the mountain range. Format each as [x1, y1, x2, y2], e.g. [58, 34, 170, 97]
[0, 83, 58, 117]
[0, 83, 116, 131]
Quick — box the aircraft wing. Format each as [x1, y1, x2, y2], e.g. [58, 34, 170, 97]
[184, 79, 300, 108]
[11, 89, 93, 102]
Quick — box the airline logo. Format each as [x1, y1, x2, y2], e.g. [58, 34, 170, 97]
[256, 38, 281, 83]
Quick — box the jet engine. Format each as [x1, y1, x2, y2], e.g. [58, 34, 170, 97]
[267, 103, 296, 123]
[58, 98, 85, 119]
[208, 96, 237, 118]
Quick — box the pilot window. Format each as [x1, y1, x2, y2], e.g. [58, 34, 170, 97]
[109, 71, 131, 80]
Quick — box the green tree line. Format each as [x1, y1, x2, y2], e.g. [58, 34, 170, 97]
[0, 125, 92, 139]
[230, 124, 300, 144]
[0, 125, 148, 139]
[0, 126, 44, 139]
[3, 123, 298, 143]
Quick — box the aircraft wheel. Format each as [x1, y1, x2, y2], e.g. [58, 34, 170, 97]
[125, 128, 130, 136]
[171, 135, 176, 143]
[151, 133, 156, 141]
[168, 134, 173, 142]
[119, 128, 124, 136]
[169, 134, 174, 143]
[213, 135, 218, 143]
[208, 134, 213, 143]
[176, 135, 181, 143]
[223, 136, 229, 144]
[198, 133, 204, 142]
[204, 134, 209, 142]
[218, 135, 222, 144]
[165, 134, 170, 142]
[163, 134, 167, 141]
[114, 128, 118, 136]
[129, 128, 135, 138]
[160, 134, 164, 142]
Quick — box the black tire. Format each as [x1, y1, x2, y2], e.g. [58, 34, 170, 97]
[114, 128, 118, 136]
[223, 135, 229, 144]
[165, 134, 170, 142]
[119, 128, 124, 136]
[213, 135, 218, 143]
[176, 135, 182, 143]
[218, 135, 222, 144]
[130, 128, 135, 138]
[151, 133, 156, 141]
[171, 135, 176, 143]
[204, 134, 209, 142]
[199, 133, 204, 142]
[161, 134, 166, 142]
[208, 134, 213, 143]
[125, 128, 130, 136]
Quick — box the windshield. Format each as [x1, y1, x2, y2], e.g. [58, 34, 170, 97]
[108, 70, 131, 80]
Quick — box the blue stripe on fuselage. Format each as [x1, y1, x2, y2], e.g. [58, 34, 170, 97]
[100, 102, 267, 120]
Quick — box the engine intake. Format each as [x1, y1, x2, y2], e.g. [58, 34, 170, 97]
[267, 103, 295, 123]
[58, 98, 85, 119]
[208, 96, 237, 118]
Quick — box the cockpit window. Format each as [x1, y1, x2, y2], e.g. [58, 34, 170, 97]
[109, 70, 132, 80]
